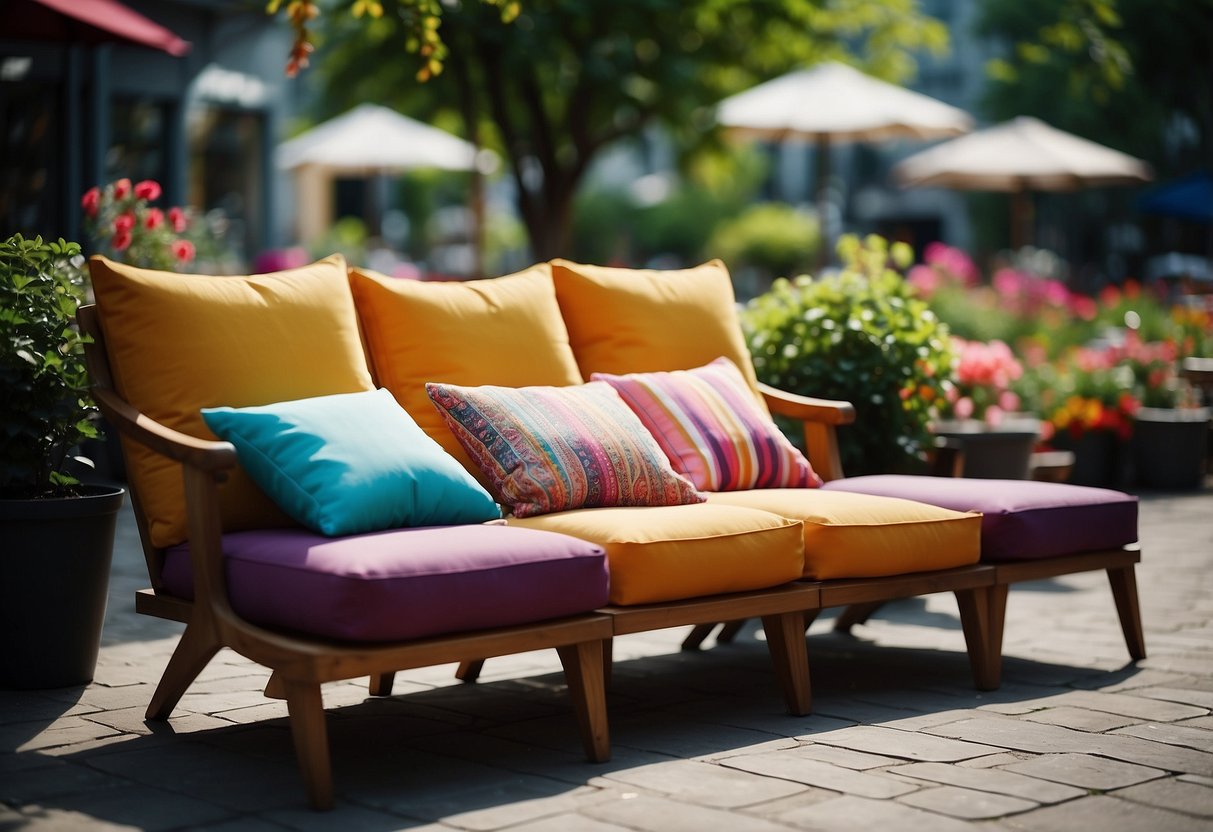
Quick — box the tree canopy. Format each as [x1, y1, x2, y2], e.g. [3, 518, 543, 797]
[308, 0, 949, 260]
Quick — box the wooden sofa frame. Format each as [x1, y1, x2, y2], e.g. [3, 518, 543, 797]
[680, 383, 1146, 685]
[80, 305, 622, 810]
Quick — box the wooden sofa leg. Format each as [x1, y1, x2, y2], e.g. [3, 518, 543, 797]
[760, 612, 812, 715]
[1107, 565, 1147, 660]
[146, 623, 221, 721]
[833, 602, 885, 633]
[456, 660, 485, 683]
[955, 588, 999, 691]
[283, 679, 334, 811]
[368, 673, 395, 696]
[557, 641, 611, 763]
[681, 623, 718, 650]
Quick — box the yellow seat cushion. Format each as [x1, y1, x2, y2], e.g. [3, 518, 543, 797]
[550, 259, 765, 406]
[705, 490, 981, 580]
[349, 265, 583, 475]
[509, 503, 804, 605]
[89, 254, 374, 549]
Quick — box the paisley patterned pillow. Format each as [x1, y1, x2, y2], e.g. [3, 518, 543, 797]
[426, 381, 705, 518]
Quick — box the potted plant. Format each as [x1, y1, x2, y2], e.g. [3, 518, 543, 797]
[743, 234, 955, 475]
[1122, 336, 1210, 490]
[932, 337, 1041, 479]
[0, 233, 125, 689]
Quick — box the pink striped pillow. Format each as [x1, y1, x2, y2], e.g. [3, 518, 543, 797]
[426, 381, 705, 518]
[592, 358, 821, 492]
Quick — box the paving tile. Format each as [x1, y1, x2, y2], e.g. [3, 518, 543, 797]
[0, 806, 138, 831]
[600, 759, 806, 809]
[583, 793, 793, 832]
[1112, 776, 1213, 817]
[263, 802, 425, 832]
[773, 794, 982, 832]
[5, 717, 124, 753]
[720, 750, 919, 798]
[0, 760, 127, 804]
[897, 784, 1037, 819]
[1001, 795, 1208, 832]
[1113, 721, 1213, 753]
[810, 724, 1003, 762]
[23, 783, 234, 830]
[1001, 753, 1165, 790]
[925, 716, 1213, 775]
[433, 785, 606, 831]
[81, 705, 234, 736]
[890, 761, 1084, 804]
[1021, 706, 1140, 732]
[504, 813, 634, 832]
[782, 744, 900, 770]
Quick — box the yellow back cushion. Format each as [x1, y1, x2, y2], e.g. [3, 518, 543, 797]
[550, 259, 764, 402]
[348, 265, 584, 473]
[89, 254, 374, 548]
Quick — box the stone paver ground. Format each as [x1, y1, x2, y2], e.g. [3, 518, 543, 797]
[2, 487, 1211, 830]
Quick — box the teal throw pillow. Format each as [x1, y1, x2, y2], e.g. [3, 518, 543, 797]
[201, 388, 500, 536]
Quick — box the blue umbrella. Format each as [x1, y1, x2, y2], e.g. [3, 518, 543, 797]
[1137, 171, 1213, 223]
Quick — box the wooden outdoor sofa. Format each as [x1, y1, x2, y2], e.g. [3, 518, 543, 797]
[78, 254, 1141, 810]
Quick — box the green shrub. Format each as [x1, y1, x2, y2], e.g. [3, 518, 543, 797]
[0, 234, 97, 495]
[707, 202, 820, 287]
[742, 234, 954, 475]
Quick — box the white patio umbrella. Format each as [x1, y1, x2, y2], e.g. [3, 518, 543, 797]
[717, 62, 974, 262]
[893, 116, 1153, 248]
[278, 104, 496, 263]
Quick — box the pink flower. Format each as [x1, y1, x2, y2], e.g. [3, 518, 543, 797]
[984, 405, 1005, 427]
[998, 390, 1021, 412]
[1072, 296, 1098, 321]
[144, 208, 164, 229]
[113, 178, 132, 199]
[170, 239, 195, 263]
[113, 213, 136, 234]
[954, 397, 975, 420]
[112, 230, 132, 251]
[134, 180, 162, 201]
[81, 187, 101, 217]
[168, 207, 188, 233]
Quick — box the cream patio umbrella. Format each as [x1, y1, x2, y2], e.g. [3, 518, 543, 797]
[892, 116, 1153, 248]
[278, 104, 496, 266]
[717, 62, 974, 262]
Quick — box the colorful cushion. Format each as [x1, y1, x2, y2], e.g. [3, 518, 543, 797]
[348, 264, 583, 476]
[89, 254, 374, 548]
[592, 357, 820, 492]
[509, 503, 804, 605]
[821, 476, 1138, 562]
[426, 381, 705, 518]
[550, 259, 766, 406]
[705, 489, 982, 579]
[201, 389, 500, 537]
[161, 524, 609, 642]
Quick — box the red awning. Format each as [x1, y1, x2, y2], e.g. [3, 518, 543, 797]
[18, 0, 191, 56]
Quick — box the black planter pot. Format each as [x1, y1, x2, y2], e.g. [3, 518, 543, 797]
[1132, 407, 1211, 490]
[930, 418, 1041, 480]
[0, 484, 125, 689]
[1052, 430, 1126, 488]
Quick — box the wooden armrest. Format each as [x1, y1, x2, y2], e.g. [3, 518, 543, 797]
[758, 383, 856, 426]
[757, 383, 853, 482]
[91, 387, 237, 474]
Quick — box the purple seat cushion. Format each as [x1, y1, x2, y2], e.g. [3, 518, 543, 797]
[821, 475, 1138, 563]
[162, 524, 608, 642]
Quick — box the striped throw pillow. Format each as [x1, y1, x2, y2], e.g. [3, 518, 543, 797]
[426, 381, 705, 518]
[592, 358, 821, 492]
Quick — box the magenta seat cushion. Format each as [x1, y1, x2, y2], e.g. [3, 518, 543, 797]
[821, 475, 1138, 563]
[162, 524, 608, 642]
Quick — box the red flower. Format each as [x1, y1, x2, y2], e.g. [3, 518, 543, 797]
[168, 207, 188, 233]
[113, 213, 136, 234]
[112, 230, 132, 251]
[170, 239, 195, 263]
[81, 187, 101, 217]
[144, 208, 164, 229]
[113, 178, 132, 199]
[134, 179, 162, 201]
